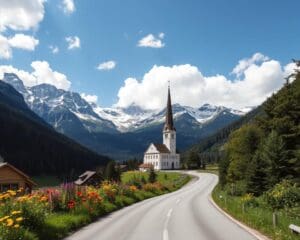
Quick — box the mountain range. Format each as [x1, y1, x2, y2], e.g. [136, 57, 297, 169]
[2, 73, 249, 160]
[0, 79, 109, 176]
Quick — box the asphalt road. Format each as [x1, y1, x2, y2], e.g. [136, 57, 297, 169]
[65, 172, 257, 240]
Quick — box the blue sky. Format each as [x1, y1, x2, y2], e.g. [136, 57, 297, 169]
[0, 0, 299, 109]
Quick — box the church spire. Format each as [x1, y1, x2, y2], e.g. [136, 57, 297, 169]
[164, 82, 175, 131]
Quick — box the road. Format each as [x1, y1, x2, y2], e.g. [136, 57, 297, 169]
[65, 172, 257, 240]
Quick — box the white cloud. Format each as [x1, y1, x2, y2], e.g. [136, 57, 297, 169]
[0, 0, 45, 32]
[49, 45, 59, 54]
[61, 0, 75, 15]
[65, 36, 80, 49]
[138, 33, 165, 48]
[97, 61, 116, 71]
[231, 52, 269, 77]
[81, 93, 98, 104]
[0, 61, 71, 90]
[115, 53, 297, 110]
[0, 34, 39, 59]
[8, 34, 39, 50]
[0, 35, 12, 59]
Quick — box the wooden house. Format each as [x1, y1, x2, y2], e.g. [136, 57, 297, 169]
[0, 162, 37, 193]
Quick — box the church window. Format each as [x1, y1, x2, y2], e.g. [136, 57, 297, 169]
[171, 134, 174, 139]
[165, 133, 168, 138]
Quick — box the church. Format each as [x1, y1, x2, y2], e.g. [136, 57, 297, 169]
[142, 86, 180, 170]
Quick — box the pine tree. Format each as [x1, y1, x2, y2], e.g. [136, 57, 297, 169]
[261, 131, 290, 186]
[104, 161, 121, 182]
[245, 150, 271, 196]
[148, 167, 157, 183]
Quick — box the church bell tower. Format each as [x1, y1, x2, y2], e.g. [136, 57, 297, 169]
[163, 84, 176, 154]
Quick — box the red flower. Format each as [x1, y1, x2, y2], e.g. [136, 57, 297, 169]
[76, 191, 82, 197]
[67, 200, 76, 209]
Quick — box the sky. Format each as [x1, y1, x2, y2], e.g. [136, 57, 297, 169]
[0, 0, 300, 110]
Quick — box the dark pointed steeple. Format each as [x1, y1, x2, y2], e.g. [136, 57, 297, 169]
[164, 83, 175, 131]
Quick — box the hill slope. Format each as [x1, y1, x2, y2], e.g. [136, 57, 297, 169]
[0, 80, 110, 177]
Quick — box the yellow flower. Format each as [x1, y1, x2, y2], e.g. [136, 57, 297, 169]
[0, 216, 10, 221]
[11, 210, 22, 215]
[14, 224, 20, 228]
[6, 218, 14, 227]
[16, 217, 23, 222]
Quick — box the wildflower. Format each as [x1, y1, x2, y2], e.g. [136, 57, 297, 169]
[14, 224, 20, 228]
[11, 210, 22, 215]
[67, 200, 76, 209]
[6, 218, 14, 227]
[16, 217, 23, 222]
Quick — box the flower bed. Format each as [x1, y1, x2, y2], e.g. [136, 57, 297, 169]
[0, 172, 190, 240]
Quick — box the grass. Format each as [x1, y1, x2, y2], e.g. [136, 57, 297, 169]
[197, 164, 219, 175]
[122, 171, 191, 189]
[212, 185, 300, 240]
[38, 171, 191, 240]
[32, 175, 61, 187]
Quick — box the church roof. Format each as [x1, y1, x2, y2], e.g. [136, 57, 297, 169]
[153, 143, 171, 153]
[164, 86, 175, 131]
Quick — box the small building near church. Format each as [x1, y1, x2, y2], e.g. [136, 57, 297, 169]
[142, 85, 180, 170]
[74, 171, 102, 186]
[139, 163, 153, 172]
[0, 162, 37, 193]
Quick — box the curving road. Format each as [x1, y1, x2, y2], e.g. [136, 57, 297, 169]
[65, 172, 257, 240]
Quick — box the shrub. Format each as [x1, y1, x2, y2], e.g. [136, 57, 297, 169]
[148, 167, 157, 183]
[16, 193, 49, 231]
[264, 179, 300, 210]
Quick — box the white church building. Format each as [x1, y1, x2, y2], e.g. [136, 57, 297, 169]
[142, 86, 180, 170]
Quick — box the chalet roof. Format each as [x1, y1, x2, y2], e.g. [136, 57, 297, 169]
[0, 162, 37, 186]
[164, 86, 175, 131]
[153, 143, 171, 153]
[139, 163, 153, 168]
[74, 171, 96, 185]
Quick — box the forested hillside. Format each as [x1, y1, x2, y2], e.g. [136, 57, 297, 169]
[183, 105, 263, 166]
[220, 64, 300, 195]
[0, 81, 110, 177]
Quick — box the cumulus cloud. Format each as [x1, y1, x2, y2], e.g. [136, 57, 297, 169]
[0, 0, 45, 32]
[81, 93, 98, 104]
[138, 33, 165, 48]
[0, 35, 11, 59]
[115, 53, 297, 110]
[0, 61, 71, 90]
[8, 34, 39, 50]
[65, 36, 80, 49]
[231, 52, 269, 77]
[97, 61, 116, 71]
[49, 45, 59, 54]
[61, 0, 75, 14]
[0, 34, 39, 59]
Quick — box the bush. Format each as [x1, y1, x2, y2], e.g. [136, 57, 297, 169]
[264, 179, 300, 210]
[225, 181, 247, 196]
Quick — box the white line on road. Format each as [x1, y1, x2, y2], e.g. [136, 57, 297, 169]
[163, 208, 173, 240]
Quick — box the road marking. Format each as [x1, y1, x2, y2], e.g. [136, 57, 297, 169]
[167, 208, 173, 218]
[163, 208, 173, 240]
[176, 198, 181, 204]
[163, 229, 169, 240]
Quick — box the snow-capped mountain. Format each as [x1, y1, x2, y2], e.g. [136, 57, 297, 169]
[94, 103, 245, 132]
[1, 72, 249, 160]
[2, 73, 118, 134]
